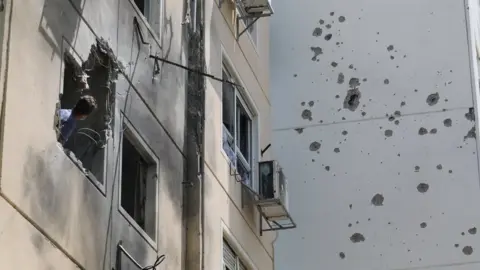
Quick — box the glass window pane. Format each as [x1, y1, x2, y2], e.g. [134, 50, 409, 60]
[222, 70, 235, 135]
[236, 99, 251, 162]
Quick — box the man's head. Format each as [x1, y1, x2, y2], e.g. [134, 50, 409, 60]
[72, 95, 97, 120]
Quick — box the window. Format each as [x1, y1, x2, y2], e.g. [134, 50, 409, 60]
[134, 0, 152, 21]
[57, 51, 112, 186]
[222, 66, 253, 186]
[223, 240, 247, 270]
[120, 123, 158, 242]
[132, 0, 163, 37]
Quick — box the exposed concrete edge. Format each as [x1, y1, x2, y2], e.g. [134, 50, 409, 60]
[463, 0, 480, 187]
[0, 0, 12, 190]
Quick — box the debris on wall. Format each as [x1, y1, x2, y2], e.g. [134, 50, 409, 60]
[58, 38, 124, 179]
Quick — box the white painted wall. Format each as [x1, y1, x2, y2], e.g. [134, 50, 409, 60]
[270, 0, 480, 269]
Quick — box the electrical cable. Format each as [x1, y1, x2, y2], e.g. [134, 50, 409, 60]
[141, 254, 165, 270]
[149, 54, 244, 89]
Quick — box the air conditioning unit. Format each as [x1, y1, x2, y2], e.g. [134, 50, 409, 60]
[257, 160, 289, 220]
[241, 0, 272, 15]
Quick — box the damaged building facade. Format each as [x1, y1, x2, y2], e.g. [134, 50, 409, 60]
[271, 0, 480, 270]
[0, 0, 284, 270]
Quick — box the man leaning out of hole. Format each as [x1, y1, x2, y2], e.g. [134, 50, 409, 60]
[57, 95, 98, 145]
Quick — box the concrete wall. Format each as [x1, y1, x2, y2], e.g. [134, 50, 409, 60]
[0, 0, 186, 269]
[270, 0, 480, 270]
[203, 1, 276, 270]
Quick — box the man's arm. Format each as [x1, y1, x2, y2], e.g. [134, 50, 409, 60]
[57, 109, 73, 145]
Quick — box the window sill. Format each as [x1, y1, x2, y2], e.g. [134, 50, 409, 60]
[56, 142, 106, 196]
[119, 206, 158, 251]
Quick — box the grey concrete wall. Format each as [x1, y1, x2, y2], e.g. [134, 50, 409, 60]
[270, 0, 480, 270]
[0, 0, 186, 269]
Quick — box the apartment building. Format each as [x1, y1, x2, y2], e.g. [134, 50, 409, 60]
[203, 1, 295, 270]
[0, 0, 293, 269]
[271, 0, 480, 270]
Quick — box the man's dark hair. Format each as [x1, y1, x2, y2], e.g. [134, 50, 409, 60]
[72, 95, 97, 116]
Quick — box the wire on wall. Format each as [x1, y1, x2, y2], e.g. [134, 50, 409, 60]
[149, 54, 243, 89]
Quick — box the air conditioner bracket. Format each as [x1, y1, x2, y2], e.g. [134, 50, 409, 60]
[256, 200, 297, 235]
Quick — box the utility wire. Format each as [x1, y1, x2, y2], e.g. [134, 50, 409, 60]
[149, 55, 243, 89]
[142, 254, 165, 270]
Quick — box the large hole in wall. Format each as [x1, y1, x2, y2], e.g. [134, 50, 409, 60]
[57, 45, 116, 185]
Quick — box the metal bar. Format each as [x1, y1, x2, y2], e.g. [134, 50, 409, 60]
[133, 17, 149, 46]
[262, 224, 297, 232]
[239, 14, 273, 19]
[257, 207, 298, 233]
[241, 181, 261, 199]
[258, 205, 263, 236]
[236, 17, 259, 40]
[260, 143, 271, 157]
[272, 220, 281, 228]
[149, 55, 242, 88]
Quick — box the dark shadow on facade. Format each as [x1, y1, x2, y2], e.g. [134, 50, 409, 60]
[22, 145, 106, 268]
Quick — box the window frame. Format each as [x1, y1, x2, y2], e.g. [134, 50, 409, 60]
[221, 64, 257, 189]
[129, 0, 163, 39]
[133, 0, 153, 22]
[118, 116, 159, 250]
[220, 222, 259, 270]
